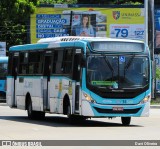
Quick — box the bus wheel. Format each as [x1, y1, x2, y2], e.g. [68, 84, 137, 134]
[121, 117, 131, 126]
[67, 104, 71, 118]
[27, 98, 45, 120]
[67, 104, 74, 124]
[36, 111, 45, 120]
[27, 98, 36, 119]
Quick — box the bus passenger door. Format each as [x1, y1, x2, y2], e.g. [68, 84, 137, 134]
[73, 50, 82, 113]
[43, 55, 52, 111]
[10, 53, 19, 107]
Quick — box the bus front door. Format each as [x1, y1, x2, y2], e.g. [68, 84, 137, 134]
[73, 53, 81, 113]
[43, 55, 52, 111]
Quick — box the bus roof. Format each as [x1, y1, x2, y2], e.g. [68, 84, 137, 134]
[37, 36, 144, 44]
[0, 56, 8, 63]
[9, 36, 145, 52]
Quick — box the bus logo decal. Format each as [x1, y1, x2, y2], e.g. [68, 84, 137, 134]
[119, 56, 125, 62]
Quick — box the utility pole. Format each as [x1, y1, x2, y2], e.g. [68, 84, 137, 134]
[144, 0, 148, 46]
[147, 0, 156, 98]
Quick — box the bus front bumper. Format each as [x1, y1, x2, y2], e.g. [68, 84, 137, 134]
[81, 100, 150, 117]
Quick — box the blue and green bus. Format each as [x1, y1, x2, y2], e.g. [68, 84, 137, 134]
[7, 36, 151, 125]
[0, 56, 8, 100]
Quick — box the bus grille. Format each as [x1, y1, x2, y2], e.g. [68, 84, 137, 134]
[93, 107, 141, 114]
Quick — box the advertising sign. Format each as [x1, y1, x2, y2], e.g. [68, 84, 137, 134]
[155, 9, 160, 48]
[155, 54, 160, 91]
[30, 5, 144, 43]
[0, 42, 6, 56]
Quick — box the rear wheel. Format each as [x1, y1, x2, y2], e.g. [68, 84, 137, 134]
[27, 98, 36, 119]
[27, 98, 45, 120]
[121, 117, 131, 126]
[36, 111, 45, 119]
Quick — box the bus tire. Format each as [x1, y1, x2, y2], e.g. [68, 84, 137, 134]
[121, 117, 131, 126]
[67, 104, 71, 118]
[27, 98, 45, 120]
[36, 111, 45, 120]
[67, 104, 74, 124]
[27, 97, 36, 119]
[67, 104, 86, 124]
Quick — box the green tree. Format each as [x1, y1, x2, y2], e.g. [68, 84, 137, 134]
[0, 0, 78, 53]
[156, 68, 160, 79]
[77, 0, 143, 5]
[39, 0, 77, 4]
[0, 0, 39, 53]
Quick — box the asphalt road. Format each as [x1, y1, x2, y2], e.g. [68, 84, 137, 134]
[0, 103, 160, 149]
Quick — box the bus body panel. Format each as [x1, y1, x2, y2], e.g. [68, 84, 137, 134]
[49, 77, 74, 114]
[16, 76, 44, 111]
[88, 91, 146, 105]
[0, 56, 8, 99]
[0, 80, 6, 93]
[6, 77, 14, 107]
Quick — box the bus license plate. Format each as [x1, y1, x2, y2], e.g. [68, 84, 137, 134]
[112, 107, 124, 111]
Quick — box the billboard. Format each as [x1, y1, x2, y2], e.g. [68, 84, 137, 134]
[155, 9, 160, 49]
[0, 42, 6, 56]
[155, 54, 160, 91]
[30, 5, 145, 43]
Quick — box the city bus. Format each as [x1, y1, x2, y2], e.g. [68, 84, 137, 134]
[7, 36, 151, 125]
[0, 56, 8, 100]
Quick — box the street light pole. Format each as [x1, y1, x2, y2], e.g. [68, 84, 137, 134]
[146, 0, 156, 98]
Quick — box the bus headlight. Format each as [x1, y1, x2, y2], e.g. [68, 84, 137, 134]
[83, 92, 96, 103]
[140, 95, 151, 104]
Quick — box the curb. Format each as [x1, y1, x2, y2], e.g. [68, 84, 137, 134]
[0, 103, 7, 106]
[150, 105, 160, 109]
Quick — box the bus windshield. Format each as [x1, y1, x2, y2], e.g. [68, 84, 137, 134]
[87, 55, 149, 90]
[0, 63, 8, 79]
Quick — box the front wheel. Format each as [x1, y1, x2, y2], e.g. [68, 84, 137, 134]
[121, 117, 131, 126]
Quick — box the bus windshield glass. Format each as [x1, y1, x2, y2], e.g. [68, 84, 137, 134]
[87, 55, 149, 90]
[0, 63, 7, 79]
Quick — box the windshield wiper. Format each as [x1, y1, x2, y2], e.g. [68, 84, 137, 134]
[102, 56, 114, 81]
[124, 55, 135, 71]
[124, 55, 135, 78]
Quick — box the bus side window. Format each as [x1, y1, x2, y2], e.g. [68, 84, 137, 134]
[52, 50, 64, 74]
[19, 52, 28, 74]
[28, 52, 43, 75]
[62, 49, 73, 74]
